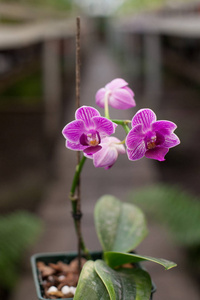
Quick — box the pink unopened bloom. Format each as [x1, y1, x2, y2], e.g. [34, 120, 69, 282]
[95, 78, 136, 110]
[85, 137, 126, 169]
[62, 106, 117, 155]
[126, 109, 180, 161]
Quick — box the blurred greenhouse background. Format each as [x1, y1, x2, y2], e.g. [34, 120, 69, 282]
[0, 0, 200, 300]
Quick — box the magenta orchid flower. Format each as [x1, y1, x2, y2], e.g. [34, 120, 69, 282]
[95, 78, 136, 110]
[62, 106, 117, 155]
[85, 137, 126, 169]
[126, 109, 180, 161]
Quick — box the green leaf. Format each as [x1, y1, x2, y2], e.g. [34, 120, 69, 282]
[129, 184, 200, 247]
[95, 260, 152, 300]
[0, 211, 42, 290]
[104, 251, 177, 270]
[94, 195, 148, 252]
[74, 260, 110, 300]
[117, 268, 152, 300]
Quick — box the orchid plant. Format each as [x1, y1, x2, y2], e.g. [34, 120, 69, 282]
[62, 78, 180, 299]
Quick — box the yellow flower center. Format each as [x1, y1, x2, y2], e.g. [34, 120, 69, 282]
[87, 133, 100, 146]
[147, 137, 157, 150]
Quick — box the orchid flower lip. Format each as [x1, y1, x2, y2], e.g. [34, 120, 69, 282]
[80, 131, 101, 147]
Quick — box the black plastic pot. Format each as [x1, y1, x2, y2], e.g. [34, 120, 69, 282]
[31, 251, 156, 300]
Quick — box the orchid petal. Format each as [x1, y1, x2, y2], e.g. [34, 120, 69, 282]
[145, 147, 169, 161]
[66, 140, 86, 151]
[83, 145, 102, 155]
[162, 133, 180, 148]
[75, 106, 100, 128]
[152, 120, 177, 135]
[92, 137, 125, 169]
[96, 79, 135, 110]
[83, 152, 93, 159]
[93, 145, 118, 169]
[115, 144, 126, 154]
[92, 117, 116, 136]
[62, 120, 85, 142]
[95, 88, 106, 108]
[132, 109, 157, 131]
[110, 89, 136, 109]
[105, 78, 128, 90]
[126, 125, 144, 150]
[123, 86, 134, 97]
[101, 137, 126, 154]
[127, 141, 146, 161]
[106, 137, 126, 154]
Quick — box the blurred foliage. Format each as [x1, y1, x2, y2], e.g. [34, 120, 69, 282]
[0, 69, 42, 107]
[0, 17, 25, 24]
[120, 0, 194, 14]
[0, 211, 43, 290]
[0, 0, 74, 11]
[121, 0, 167, 13]
[128, 184, 200, 247]
[0, 0, 194, 15]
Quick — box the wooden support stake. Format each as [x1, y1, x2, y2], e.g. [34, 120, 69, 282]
[75, 16, 82, 273]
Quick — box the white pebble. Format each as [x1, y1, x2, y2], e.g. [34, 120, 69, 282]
[69, 286, 76, 295]
[61, 285, 70, 295]
[58, 275, 65, 281]
[47, 286, 58, 294]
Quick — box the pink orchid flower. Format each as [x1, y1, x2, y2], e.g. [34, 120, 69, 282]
[126, 109, 180, 161]
[95, 78, 136, 110]
[62, 106, 117, 155]
[85, 136, 126, 169]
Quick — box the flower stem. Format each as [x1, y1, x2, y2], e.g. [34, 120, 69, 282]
[104, 91, 110, 119]
[122, 124, 130, 134]
[70, 156, 87, 197]
[69, 155, 91, 260]
[111, 119, 131, 134]
[111, 119, 131, 125]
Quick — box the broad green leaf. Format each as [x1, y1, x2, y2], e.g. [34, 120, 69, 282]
[74, 260, 110, 300]
[94, 195, 148, 252]
[95, 259, 152, 300]
[117, 268, 152, 300]
[104, 251, 177, 270]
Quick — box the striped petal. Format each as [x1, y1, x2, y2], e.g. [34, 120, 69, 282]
[62, 120, 85, 142]
[162, 133, 180, 148]
[126, 125, 144, 150]
[75, 106, 100, 128]
[127, 141, 146, 161]
[92, 117, 116, 137]
[132, 109, 157, 131]
[66, 140, 86, 151]
[152, 120, 177, 135]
